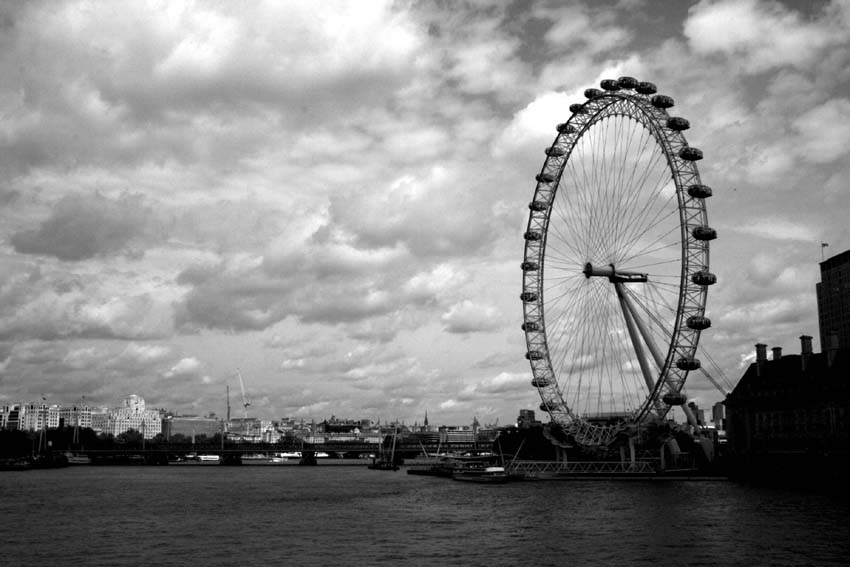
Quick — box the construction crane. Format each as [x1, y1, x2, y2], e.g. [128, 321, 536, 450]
[236, 369, 251, 418]
[225, 384, 231, 423]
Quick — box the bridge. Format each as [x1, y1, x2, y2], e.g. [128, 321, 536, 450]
[64, 439, 490, 465]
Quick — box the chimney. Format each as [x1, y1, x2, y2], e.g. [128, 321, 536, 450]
[826, 332, 839, 368]
[755, 343, 767, 376]
[800, 335, 813, 372]
[772, 347, 782, 361]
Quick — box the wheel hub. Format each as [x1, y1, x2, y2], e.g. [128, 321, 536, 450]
[582, 262, 648, 283]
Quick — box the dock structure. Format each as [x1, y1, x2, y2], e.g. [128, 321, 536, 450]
[505, 460, 719, 480]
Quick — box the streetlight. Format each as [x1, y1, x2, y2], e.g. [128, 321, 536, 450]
[73, 395, 86, 447]
[39, 395, 47, 456]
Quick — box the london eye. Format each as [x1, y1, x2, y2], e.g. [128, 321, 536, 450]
[521, 77, 717, 447]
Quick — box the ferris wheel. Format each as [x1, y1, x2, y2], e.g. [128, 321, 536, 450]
[521, 77, 717, 447]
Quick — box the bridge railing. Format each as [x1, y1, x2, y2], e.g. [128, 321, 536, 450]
[507, 460, 659, 477]
[69, 440, 485, 457]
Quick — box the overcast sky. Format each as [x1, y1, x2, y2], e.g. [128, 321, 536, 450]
[1, 0, 848, 426]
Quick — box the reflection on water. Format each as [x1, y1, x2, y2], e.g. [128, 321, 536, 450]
[2, 467, 849, 566]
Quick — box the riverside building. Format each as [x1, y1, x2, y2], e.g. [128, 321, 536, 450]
[1, 402, 92, 431]
[724, 246, 850, 481]
[817, 248, 850, 351]
[107, 395, 162, 439]
[162, 415, 221, 440]
[724, 337, 849, 479]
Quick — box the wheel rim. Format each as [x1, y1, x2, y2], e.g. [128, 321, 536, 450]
[522, 78, 715, 446]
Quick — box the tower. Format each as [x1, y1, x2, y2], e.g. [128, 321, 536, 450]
[816, 248, 850, 351]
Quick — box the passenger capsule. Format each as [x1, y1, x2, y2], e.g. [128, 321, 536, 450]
[691, 270, 717, 286]
[520, 291, 538, 302]
[676, 357, 702, 371]
[528, 201, 548, 212]
[687, 184, 713, 199]
[536, 172, 555, 183]
[662, 392, 689, 406]
[651, 94, 674, 108]
[617, 76, 638, 89]
[531, 376, 551, 388]
[545, 146, 565, 157]
[692, 226, 717, 241]
[636, 81, 657, 95]
[521, 261, 539, 272]
[524, 231, 542, 241]
[600, 79, 620, 91]
[667, 117, 690, 131]
[526, 350, 544, 361]
[679, 147, 703, 161]
[686, 315, 712, 330]
[556, 123, 576, 134]
[521, 321, 540, 332]
[584, 88, 603, 99]
[569, 103, 587, 114]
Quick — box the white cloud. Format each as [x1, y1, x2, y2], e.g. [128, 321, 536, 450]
[120, 343, 172, 364]
[684, 0, 846, 72]
[474, 372, 529, 394]
[541, 4, 631, 53]
[441, 300, 502, 334]
[738, 350, 756, 370]
[404, 265, 465, 301]
[494, 91, 574, 154]
[281, 358, 306, 370]
[791, 99, 850, 164]
[0, 273, 176, 342]
[165, 357, 202, 378]
[62, 347, 103, 370]
[734, 217, 819, 242]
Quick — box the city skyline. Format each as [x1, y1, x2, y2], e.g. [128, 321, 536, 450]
[1, 393, 482, 427]
[2, 0, 849, 425]
[1, 392, 503, 443]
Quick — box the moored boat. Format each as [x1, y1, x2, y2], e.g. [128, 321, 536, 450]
[367, 459, 399, 471]
[0, 457, 32, 471]
[407, 455, 463, 477]
[64, 452, 92, 465]
[242, 453, 268, 461]
[452, 465, 509, 483]
[406, 462, 456, 477]
[28, 452, 69, 469]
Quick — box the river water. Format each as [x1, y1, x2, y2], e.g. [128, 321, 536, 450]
[2, 465, 849, 566]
